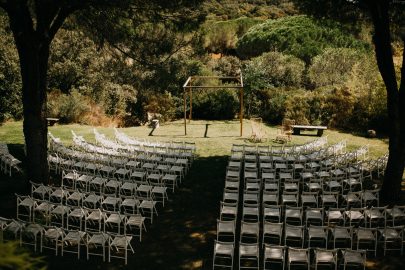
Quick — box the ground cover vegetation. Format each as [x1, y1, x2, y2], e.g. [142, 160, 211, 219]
[0, 2, 403, 193]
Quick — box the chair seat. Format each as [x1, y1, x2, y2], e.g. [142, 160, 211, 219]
[45, 228, 63, 239]
[88, 233, 109, 245]
[127, 215, 145, 226]
[69, 208, 87, 218]
[356, 229, 375, 240]
[152, 186, 167, 193]
[64, 231, 86, 245]
[20, 198, 35, 207]
[111, 235, 132, 248]
[308, 228, 327, 239]
[87, 210, 104, 221]
[380, 228, 401, 239]
[140, 200, 157, 208]
[239, 244, 258, 256]
[52, 205, 69, 215]
[316, 251, 334, 262]
[307, 210, 322, 219]
[265, 247, 284, 260]
[106, 213, 125, 224]
[345, 210, 364, 220]
[215, 242, 234, 255]
[219, 223, 235, 234]
[288, 250, 308, 262]
[285, 228, 302, 238]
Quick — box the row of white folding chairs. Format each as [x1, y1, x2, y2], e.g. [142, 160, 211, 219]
[230, 137, 329, 156]
[51, 132, 195, 165]
[16, 194, 153, 231]
[96, 129, 196, 156]
[60, 170, 175, 194]
[57, 160, 183, 188]
[239, 189, 380, 209]
[213, 242, 367, 270]
[219, 199, 395, 228]
[51, 154, 185, 183]
[114, 128, 196, 152]
[73, 130, 195, 159]
[23, 186, 159, 223]
[217, 219, 398, 257]
[1, 218, 135, 264]
[51, 143, 192, 170]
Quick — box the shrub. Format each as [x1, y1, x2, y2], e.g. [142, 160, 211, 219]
[208, 55, 241, 77]
[143, 91, 176, 122]
[203, 17, 263, 54]
[57, 89, 90, 123]
[244, 52, 305, 89]
[258, 88, 288, 124]
[103, 83, 137, 117]
[308, 48, 378, 89]
[192, 88, 239, 120]
[0, 15, 22, 123]
[0, 241, 46, 270]
[236, 15, 370, 62]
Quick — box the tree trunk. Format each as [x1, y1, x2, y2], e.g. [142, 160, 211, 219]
[20, 41, 50, 184]
[369, 1, 405, 203]
[8, 13, 50, 185]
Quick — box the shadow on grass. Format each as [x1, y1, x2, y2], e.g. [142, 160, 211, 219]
[39, 155, 228, 270]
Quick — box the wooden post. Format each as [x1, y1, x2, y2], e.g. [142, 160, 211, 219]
[240, 87, 244, 137]
[189, 87, 192, 122]
[184, 87, 187, 135]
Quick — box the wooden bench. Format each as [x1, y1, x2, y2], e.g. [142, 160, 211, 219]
[291, 125, 327, 137]
[46, 118, 59, 126]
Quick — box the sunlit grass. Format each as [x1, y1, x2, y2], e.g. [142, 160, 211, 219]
[0, 119, 388, 158]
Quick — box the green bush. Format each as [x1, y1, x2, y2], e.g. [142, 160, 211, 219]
[258, 88, 288, 124]
[47, 89, 90, 124]
[0, 241, 46, 270]
[241, 52, 304, 118]
[203, 17, 263, 54]
[236, 15, 370, 62]
[192, 88, 239, 120]
[308, 48, 378, 88]
[103, 83, 137, 117]
[244, 52, 305, 89]
[208, 56, 241, 77]
[143, 91, 176, 122]
[0, 15, 22, 123]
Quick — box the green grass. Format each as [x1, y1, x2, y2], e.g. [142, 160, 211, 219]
[0, 119, 388, 158]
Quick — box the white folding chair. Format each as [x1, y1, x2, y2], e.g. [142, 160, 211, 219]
[86, 232, 109, 261]
[213, 240, 234, 269]
[108, 234, 134, 265]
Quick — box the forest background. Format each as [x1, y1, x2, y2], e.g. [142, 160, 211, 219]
[1, 0, 402, 135]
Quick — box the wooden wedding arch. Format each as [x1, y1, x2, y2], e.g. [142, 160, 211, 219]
[182, 74, 244, 136]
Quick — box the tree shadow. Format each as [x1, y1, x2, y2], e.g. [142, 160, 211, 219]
[42, 155, 229, 270]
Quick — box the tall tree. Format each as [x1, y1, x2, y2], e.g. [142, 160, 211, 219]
[0, 0, 202, 183]
[292, 0, 405, 202]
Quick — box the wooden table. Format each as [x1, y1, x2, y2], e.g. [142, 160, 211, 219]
[46, 117, 59, 126]
[291, 125, 327, 136]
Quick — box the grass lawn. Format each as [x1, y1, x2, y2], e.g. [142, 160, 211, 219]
[0, 119, 389, 158]
[0, 119, 393, 270]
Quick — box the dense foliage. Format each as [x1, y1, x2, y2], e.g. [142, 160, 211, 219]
[0, 1, 397, 135]
[236, 15, 370, 62]
[0, 16, 22, 123]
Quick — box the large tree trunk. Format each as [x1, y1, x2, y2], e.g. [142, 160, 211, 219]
[369, 1, 405, 203]
[7, 9, 50, 184]
[20, 39, 50, 184]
